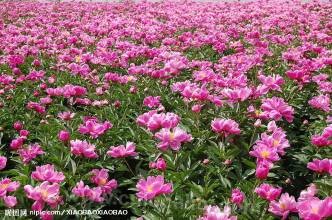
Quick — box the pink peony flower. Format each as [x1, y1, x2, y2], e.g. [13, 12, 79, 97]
[191, 104, 202, 113]
[307, 159, 332, 175]
[249, 145, 280, 163]
[149, 158, 167, 171]
[107, 142, 138, 158]
[254, 127, 290, 156]
[13, 121, 23, 131]
[0, 178, 20, 197]
[85, 187, 104, 203]
[24, 181, 62, 211]
[311, 124, 332, 147]
[255, 183, 282, 201]
[90, 169, 118, 194]
[10, 137, 25, 150]
[230, 188, 245, 206]
[136, 175, 172, 201]
[3, 196, 17, 208]
[58, 111, 75, 121]
[268, 193, 297, 220]
[72, 181, 105, 203]
[255, 160, 272, 180]
[257, 74, 284, 93]
[31, 164, 65, 183]
[70, 140, 98, 159]
[0, 156, 7, 170]
[154, 127, 192, 151]
[143, 96, 161, 108]
[136, 111, 180, 131]
[211, 118, 241, 137]
[261, 97, 294, 122]
[20, 130, 29, 137]
[297, 197, 332, 220]
[18, 143, 44, 164]
[58, 130, 70, 142]
[298, 184, 317, 202]
[198, 205, 237, 220]
[72, 181, 91, 198]
[78, 117, 112, 138]
[308, 94, 330, 112]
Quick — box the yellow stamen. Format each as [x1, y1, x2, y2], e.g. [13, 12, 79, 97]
[75, 56, 81, 63]
[311, 206, 318, 214]
[279, 203, 286, 210]
[260, 150, 270, 159]
[147, 185, 153, 193]
[41, 190, 49, 198]
[99, 178, 107, 185]
[169, 132, 175, 141]
[273, 140, 280, 147]
[0, 183, 8, 190]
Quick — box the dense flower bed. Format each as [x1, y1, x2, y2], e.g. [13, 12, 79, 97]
[0, 0, 331, 219]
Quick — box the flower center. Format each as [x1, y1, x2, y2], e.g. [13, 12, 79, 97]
[279, 203, 286, 210]
[75, 56, 81, 63]
[260, 150, 270, 159]
[147, 185, 153, 193]
[99, 178, 107, 185]
[273, 140, 280, 147]
[311, 206, 319, 214]
[169, 132, 175, 141]
[0, 183, 8, 190]
[41, 190, 49, 198]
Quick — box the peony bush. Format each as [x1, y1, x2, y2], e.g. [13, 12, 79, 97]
[0, 0, 331, 219]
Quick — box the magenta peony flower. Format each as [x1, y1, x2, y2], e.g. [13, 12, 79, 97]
[308, 94, 330, 112]
[90, 169, 118, 194]
[149, 158, 167, 171]
[70, 140, 98, 159]
[191, 104, 202, 113]
[0, 178, 20, 197]
[255, 160, 272, 180]
[198, 205, 237, 220]
[307, 159, 332, 175]
[72, 181, 104, 203]
[298, 184, 317, 202]
[10, 137, 25, 150]
[136, 175, 172, 201]
[143, 96, 161, 108]
[31, 164, 65, 183]
[13, 121, 23, 131]
[211, 118, 241, 137]
[230, 188, 245, 206]
[18, 143, 44, 164]
[58, 130, 70, 142]
[72, 181, 91, 198]
[297, 197, 332, 220]
[257, 74, 284, 93]
[311, 124, 332, 147]
[268, 193, 297, 220]
[137, 111, 180, 131]
[249, 145, 280, 163]
[0, 156, 7, 170]
[58, 111, 75, 121]
[24, 181, 62, 211]
[255, 183, 282, 201]
[261, 97, 294, 122]
[3, 196, 17, 208]
[78, 117, 112, 138]
[107, 142, 138, 158]
[154, 127, 192, 151]
[254, 127, 290, 156]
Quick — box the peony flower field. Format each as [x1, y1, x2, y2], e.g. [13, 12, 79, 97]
[0, 0, 331, 219]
